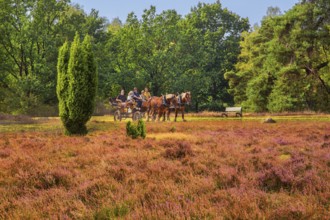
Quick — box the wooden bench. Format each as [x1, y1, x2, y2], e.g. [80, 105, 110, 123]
[221, 107, 242, 117]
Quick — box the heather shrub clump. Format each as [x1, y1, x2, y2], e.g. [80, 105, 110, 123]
[164, 141, 193, 159]
[258, 154, 324, 193]
[36, 169, 72, 190]
[258, 166, 294, 192]
[214, 167, 240, 189]
[126, 119, 146, 139]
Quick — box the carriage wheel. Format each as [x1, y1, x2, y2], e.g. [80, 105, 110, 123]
[133, 111, 142, 121]
[114, 110, 122, 121]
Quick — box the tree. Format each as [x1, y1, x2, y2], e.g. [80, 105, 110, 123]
[0, 0, 72, 114]
[57, 40, 70, 127]
[0, 0, 107, 114]
[107, 7, 182, 95]
[226, 0, 330, 112]
[57, 33, 97, 135]
[267, 1, 330, 111]
[103, 2, 249, 111]
[182, 1, 249, 110]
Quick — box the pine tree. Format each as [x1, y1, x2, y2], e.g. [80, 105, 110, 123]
[57, 33, 97, 135]
[56, 41, 70, 128]
[81, 34, 98, 119]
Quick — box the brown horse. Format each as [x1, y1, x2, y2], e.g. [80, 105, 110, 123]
[147, 94, 176, 122]
[141, 100, 149, 111]
[139, 99, 150, 118]
[167, 92, 191, 122]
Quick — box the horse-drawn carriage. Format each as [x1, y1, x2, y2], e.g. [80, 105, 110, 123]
[109, 98, 144, 121]
[109, 91, 191, 122]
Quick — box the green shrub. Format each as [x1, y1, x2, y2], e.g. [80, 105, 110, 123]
[169, 126, 176, 133]
[126, 121, 139, 139]
[137, 119, 146, 139]
[94, 204, 129, 220]
[57, 33, 97, 135]
[126, 119, 146, 139]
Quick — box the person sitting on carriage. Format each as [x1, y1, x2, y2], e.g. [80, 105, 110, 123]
[115, 89, 130, 111]
[116, 89, 127, 103]
[140, 90, 145, 100]
[143, 87, 151, 101]
[127, 91, 134, 102]
[133, 87, 143, 109]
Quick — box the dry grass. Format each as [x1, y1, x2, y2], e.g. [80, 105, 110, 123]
[147, 132, 195, 141]
[0, 116, 329, 219]
[0, 113, 36, 124]
[189, 111, 330, 119]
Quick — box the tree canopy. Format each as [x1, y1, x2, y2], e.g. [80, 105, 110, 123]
[1, 0, 329, 114]
[225, 0, 330, 112]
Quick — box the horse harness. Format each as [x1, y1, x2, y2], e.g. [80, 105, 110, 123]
[162, 94, 175, 107]
[177, 93, 187, 107]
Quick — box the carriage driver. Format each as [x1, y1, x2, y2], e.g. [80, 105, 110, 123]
[133, 87, 143, 109]
[115, 89, 129, 110]
[116, 89, 127, 103]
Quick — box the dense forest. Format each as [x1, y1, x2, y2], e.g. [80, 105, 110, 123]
[0, 0, 329, 115]
[225, 0, 330, 112]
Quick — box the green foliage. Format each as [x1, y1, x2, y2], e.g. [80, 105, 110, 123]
[57, 33, 97, 135]
[94, 204, 129, 219]
[226, 1, 330, 112]
[105, 2, 249, 111]
[126, 121, 139, 139]
[4, 0, 330, 114]
[57, 41, 70, 123]
[0, 0, 108, 114]
[169, 126, 176, 133]
[1, 1, 249, 114]
[126, 119, 146, 139]
[137, 119, 146, 139]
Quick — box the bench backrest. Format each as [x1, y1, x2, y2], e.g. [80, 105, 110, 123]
[225, 107, 242, 112]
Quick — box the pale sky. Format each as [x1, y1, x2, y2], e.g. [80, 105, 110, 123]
[72, 0, 299, 25]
